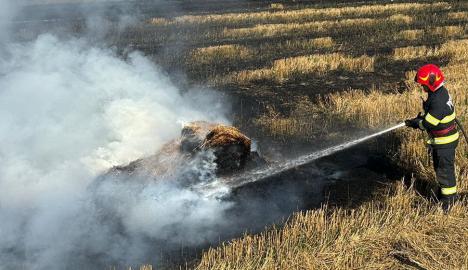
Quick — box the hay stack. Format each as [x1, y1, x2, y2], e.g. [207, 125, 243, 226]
[107, 121, 255, 179]
[203, 125, 251, 150]
[181, 121, 252, 173]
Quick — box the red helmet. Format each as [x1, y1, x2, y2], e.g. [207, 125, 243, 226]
[414, 64, 444, 92]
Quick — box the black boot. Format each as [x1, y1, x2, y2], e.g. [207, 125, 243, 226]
[439, 194, 458, 212]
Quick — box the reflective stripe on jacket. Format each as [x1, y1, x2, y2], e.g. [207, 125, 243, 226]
[421, 86, 459, 147]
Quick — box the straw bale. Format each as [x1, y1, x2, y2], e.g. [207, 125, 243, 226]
[202, 124, 251, 172]
[203, 125, 251, 150]
[107, 121, 254, 178]
[182, 122, 252, 172]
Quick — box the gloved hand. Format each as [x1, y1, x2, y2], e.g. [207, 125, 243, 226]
[405, 118, 421, 129]
[405, 113, 423, 129]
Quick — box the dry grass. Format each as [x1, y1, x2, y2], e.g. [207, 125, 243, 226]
[305, 37, 334, 48]
[271, 53, 374, 79]
[388, 14, 413, 24]
[197, 183, 467, 270]
[149, 2, 449, 27]
[214, 53, 373, 85]
[142, 2, 460, 48]
[190, 44, 254, 65]
[433, 25, 467, 37]
[135, 2, 462, 50]
[221, 18, 382, 40]
[397, 29, 425, 41]
[447, 11, 468, 20]
[257, 37, 335, 55]
[216, 13, 420, 42]
[320, 88, 419, 128]
[253, 98, 328, 139]
[393, 45, 441, 61]
[270, 3, 284, 10]
[396, 25, 467, 41]
[189, 37, 335, 70]
[393, 39, 468, 61]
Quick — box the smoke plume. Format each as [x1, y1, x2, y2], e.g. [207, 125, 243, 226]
[0, 12, 232, 269]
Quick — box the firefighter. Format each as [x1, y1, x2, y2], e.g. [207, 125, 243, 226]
[405, 64, 459, 210]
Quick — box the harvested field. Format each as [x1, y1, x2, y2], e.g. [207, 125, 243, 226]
[146, 1, 466, 269]
[213, 52, 375, 85]
[148, 2, 449, 27]
[9, 0, 468, 269]
[219, 17, 405, 40]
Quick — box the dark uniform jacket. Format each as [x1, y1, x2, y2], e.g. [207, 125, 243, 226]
[421, 86, 459, 149]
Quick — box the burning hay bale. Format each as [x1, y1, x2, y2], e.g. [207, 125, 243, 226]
[181, 121, 252, 173]
[107, 121, 262, 179]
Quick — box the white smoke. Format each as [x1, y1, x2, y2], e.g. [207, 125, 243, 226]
[0, 33, 232, 269]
